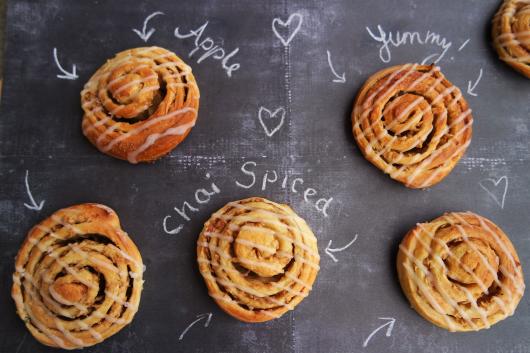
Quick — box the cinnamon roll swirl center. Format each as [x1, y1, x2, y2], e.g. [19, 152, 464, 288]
[444, 239, 499, 287]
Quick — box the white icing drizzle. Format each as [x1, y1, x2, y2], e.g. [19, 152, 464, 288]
[81, 48, 199, 164]
[199, 201, 319, 315]
[12, 212, 142, 347]
[414, 224, 491, 294]
[202, 231, 318, 271]
[198, 242, 285, 273]
[126, 120, 196, 163]
[207, 293, 282, 319]
[401, 260, 457, 331]
[456, 212, 525, 295]
[354, 64, 472, 186]
[492, 5, 530, 62]
[369, 75, 449, 165]
[109, 74, 158, 95]
[402, 212, 524, 329]
[400, 245, 476, 330]
[201, 274, 297, 311]
[99, 107, 196, 152]
[393, 110, 472, 182]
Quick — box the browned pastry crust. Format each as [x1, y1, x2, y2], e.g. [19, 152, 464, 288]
[492, 0, 530, 78]
[397, 212, 525, 332]
[351, 64, 473, 188]
[81, 46, 200, 163]
[197, 197, 320, 322]
[12, 204, 144, 349]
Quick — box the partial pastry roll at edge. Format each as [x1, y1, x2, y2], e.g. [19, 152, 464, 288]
[12, 203, 145, 349]
[397, 212, 525, 332]
[197, 197, 320, 322]
[492, 0, 530, 78]
[81, 46, 200, 163]
[352, 64, 473, 188]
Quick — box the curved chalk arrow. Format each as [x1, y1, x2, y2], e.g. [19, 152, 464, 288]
[179, 313, 212, 341]
[363, 317, 396, 348]
[467, 68, 483, 97]
[326, 50, 346, 83]
[24, 170, 45, 211]
[325, 234, 358, 262]
[132, 11, 164, 42]
[53, 48, 78, 80]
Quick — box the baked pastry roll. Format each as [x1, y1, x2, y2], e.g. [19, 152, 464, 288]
[492, 0, 530, 78]
[351, 64, 473, 188]
[81, 46, 199, 163]
[197, 197, 320, 322]
[12, 204, 144, 349]
[397, 212, 524, 331]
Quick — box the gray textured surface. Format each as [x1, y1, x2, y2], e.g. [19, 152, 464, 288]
[0, 0, 529, 352]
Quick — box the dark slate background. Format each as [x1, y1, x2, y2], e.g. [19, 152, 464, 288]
[1, 0, 529, 352]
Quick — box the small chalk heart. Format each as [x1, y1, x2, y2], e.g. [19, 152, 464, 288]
[479, 176, 508, 209]
[272, 13, 303, 46]
[258, 107, 286, 137]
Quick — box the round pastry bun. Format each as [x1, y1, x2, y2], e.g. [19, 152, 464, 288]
[352, 64, 472, 188]
[397, 211, 524, 332]
[197, 197, 320, 322]
[81, 46, 200, 163]
[12, 203, 144, 349]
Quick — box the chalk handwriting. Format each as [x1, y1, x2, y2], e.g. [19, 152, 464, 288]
[258, 106, 286, 137]
[363, 317, 396, 347]
[23, 170, 45, 211]
[458, 39, 470, 51]
[326, 50, 346, 83]
[53, 47, 78, 80]
[365, 25, 452, 63]
[174, 21, 240, 77]
[467, 68, 483, 97]
[132, 11, 164, 42]
[235, 161, 334, 217]
[325, 234, 358, 262]
[479, 176, 508, 209]
[163, 173, 221, 235]
[272, 13, 303, 46]
[179, 313, 212, 341]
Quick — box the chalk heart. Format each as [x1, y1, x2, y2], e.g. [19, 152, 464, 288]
[479, 176, 508, 209]
[258, 107, 286, 137]
[272, 13, 303, 46]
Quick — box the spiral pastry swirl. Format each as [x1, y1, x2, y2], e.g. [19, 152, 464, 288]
[81, 46, 199, 163]
[197, 197, 320, 322]
[352, 64, 473, 188]
[492, 0, 530, 78]
[397, 212, 525, 332]
[11, 204, 144, 349]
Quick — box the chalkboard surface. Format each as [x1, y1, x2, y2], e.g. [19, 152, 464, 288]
[1, 0, 529, 352]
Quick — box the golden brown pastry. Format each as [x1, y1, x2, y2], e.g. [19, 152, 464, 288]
[351, 64, 473, 188]
[492, 0, 530, 78]
[397, 212, 525, 332]
[12, 204, 144, 349]
[81, 46, 199, 163]
[197, 197, 320, 322]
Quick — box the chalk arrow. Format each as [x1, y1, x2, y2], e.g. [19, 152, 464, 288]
[467, 68, 483, 97]
[132, 11, 164, 42]
[325, 234, 358, 262]
[326, 50, 346, 83]
[179, 313, 212, 341]
[23, 170, 45, 211]
[53, 48, 78, 80]
[362, 317, 396, 348]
